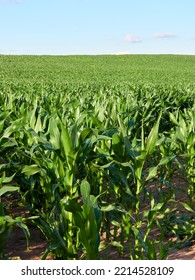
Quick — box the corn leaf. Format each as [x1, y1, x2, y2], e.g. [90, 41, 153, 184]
[0, 186, 19, 197]
[22, 165, 41, 176]
[145, 112, 162, 156]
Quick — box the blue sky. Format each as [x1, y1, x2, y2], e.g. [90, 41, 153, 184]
[0, 0, 195, 55]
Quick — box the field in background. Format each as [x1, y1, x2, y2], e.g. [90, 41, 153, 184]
[0, 55, 195, 260]
[1, 54, 195, 84]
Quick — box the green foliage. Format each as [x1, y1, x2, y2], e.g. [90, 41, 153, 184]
[0, 54, 194, 259]
[0, 173, 36, 259]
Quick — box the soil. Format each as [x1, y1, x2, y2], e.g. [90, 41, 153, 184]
[3, 224, 195, 260]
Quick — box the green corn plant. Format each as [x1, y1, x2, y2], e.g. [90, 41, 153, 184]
[36, 202, 78, 260]
[21, 113, 107, 259]
[0, 172, 31, 259]
[169, 108, 195, 207]
[93, 112, 174, 259]
[115, 112, 162, 220]
[64, 180, 101, 259]
[20, 116, 79, 258]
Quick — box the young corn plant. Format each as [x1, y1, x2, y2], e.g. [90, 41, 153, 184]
[99, 112, 176, 259]
[64, 180, 101, 259]
[0, 172, 31, 259]
[21, 115, 80, 258]
[21, 112, 106, 259]
[169, 108, 195, 207]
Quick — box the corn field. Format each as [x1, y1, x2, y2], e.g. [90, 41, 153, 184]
[0, 55, 195, 259]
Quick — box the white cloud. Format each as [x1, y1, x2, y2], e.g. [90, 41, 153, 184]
[153, 32, 177, 38]
[114, 51, 130, 55]
[125, 34, 142, 43]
